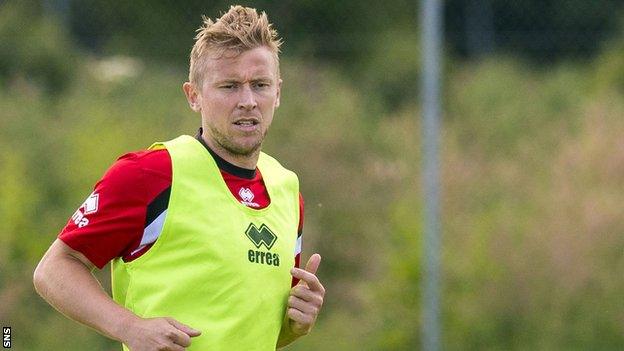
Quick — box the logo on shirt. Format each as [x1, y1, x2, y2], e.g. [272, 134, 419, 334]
[71, 192, 99, 228]
[238, 187, 260, 208]
[245, 223, 279, 266]
[83, 192, 99, 214]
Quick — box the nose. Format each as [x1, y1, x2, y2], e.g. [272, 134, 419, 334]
[237, 84, 257, 111]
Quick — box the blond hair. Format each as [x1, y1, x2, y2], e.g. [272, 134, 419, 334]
[189, 5, 282, 86]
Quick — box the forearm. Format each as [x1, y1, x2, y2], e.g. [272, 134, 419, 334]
[33, 241, 138, 343]
[276, 316, 300, 348]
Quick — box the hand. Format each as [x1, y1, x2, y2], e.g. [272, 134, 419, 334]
[121, 316, 201, 351]
[287, 253, 326, 336]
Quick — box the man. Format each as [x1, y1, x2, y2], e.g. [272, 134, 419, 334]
[33, 5, 325, 350]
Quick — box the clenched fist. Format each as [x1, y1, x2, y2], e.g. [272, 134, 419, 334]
[121, 316, 201, 351]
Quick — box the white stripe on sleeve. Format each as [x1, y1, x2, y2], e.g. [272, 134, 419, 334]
[131, 209, 167, 255]
[294, 235, 302, 255]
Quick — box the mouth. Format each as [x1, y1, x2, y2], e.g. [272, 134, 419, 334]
[232, 118, 260, 132]
[233, 120, 259, 126]
[233, 117, 260, 126]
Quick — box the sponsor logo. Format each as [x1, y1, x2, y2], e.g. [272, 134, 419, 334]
[238, 187, 259, 208]
[245, 223, 279, 266]
[248, 250, 280, 266]
[71, 192, 99, 228]
[245, 223, 277, 249]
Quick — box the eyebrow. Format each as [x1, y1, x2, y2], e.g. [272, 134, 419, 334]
[214, 76, 274, 84]
[215, 79, 239, 85]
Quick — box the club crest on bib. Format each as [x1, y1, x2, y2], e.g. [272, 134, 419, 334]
[239, 187, 260, 208]
[239, 187, 254, 202]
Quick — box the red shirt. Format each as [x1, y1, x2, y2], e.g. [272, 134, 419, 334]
[59, 140, 304, 274]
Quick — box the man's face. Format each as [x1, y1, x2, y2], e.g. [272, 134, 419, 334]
[186, 46, 281, 159]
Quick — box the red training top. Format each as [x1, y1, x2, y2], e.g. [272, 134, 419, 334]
[58, 132, 303, 285]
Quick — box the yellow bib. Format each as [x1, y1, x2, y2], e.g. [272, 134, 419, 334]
[112, 135, 299, 350]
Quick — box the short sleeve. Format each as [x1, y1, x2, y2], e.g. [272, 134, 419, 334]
[58, 153, 148, 269]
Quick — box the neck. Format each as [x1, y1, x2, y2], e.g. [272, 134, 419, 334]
[201, 134, 259, 170]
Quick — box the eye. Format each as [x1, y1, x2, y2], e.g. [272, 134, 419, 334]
[253, 82, 270, 89]
[220, 83, 237, 90]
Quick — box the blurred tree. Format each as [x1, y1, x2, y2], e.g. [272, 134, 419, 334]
[67, 0, 418, 65]
[445, 0, 623, 62]
[62, 0, 624, 64]
[3, 2, 624, 350]
[0, 0, 77, 94]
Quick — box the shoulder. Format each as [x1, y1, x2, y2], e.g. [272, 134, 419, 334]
[115, 148, 171, 173]
[258, 151, 286, 168]
[57, 148, 172, 268]
[104, 148, 171, 186]
[259, 152, 299, 181]
[92, 148, 171, 207]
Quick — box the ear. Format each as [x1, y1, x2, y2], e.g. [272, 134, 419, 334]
[182, 82, 201, 112]
[274, 78, 282, 108]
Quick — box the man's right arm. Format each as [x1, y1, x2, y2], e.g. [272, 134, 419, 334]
[33, 239, 138, 343]
[33, 239, 200, 351]
[34, 150, 199, 350]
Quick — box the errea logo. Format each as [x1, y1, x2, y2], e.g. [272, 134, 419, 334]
[71, 192, 99, 228]
[245, 223, 277, 249]
[245, 223, 279, 266]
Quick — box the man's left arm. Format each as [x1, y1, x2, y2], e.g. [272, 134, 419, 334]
[277, 253, 325, 348]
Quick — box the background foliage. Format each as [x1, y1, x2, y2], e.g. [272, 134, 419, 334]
[1, 0, 623, 350]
